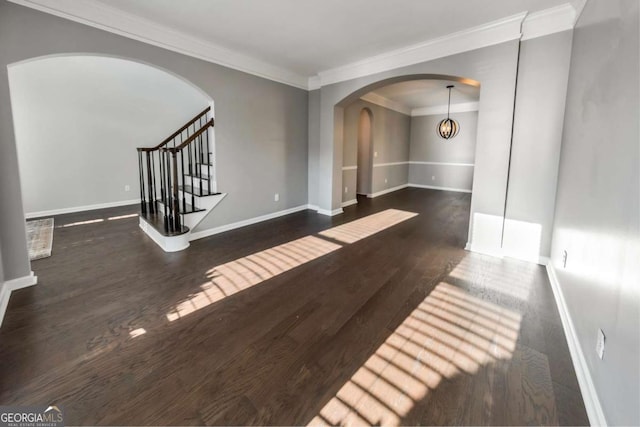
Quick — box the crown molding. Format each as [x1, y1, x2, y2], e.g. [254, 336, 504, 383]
[411, 102, 479, 116]
[314, 12, 527, 88]
[571, 0, 588, 25]
[312, 2, 582, 88]
[307, 76, 321, 91]
[521, 2, 579, 41]
[10, 0, 582, 91]
[360, 93, 412, 116]
[8, 0, 309, 89]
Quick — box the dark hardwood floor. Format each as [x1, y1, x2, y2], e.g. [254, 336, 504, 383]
[0, 188, 589, 426]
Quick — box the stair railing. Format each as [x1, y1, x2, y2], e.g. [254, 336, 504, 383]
[136, 107, 214, 233]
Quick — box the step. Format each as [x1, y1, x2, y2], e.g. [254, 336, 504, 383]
[139, 210, 189, 236]
[185, 170, 212, 180]
[179, 185, 221, 197]
[155, 199, 205, 215]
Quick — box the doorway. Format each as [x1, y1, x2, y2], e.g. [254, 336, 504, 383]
[356, 108, 373, 196]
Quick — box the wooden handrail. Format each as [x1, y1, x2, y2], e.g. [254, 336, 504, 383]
[137, 106, 211, 152]
[163, 119, 214, 153]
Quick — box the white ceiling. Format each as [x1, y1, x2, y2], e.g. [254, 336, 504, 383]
[367, 80, 480, 113]
[96, 0, 569, 76]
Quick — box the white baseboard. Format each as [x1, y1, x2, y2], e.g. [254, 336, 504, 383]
[546, 264, 607, 426]
[538, 255, 550, 266]
[465, 242, 550, 266]
[307, 204, 319, 211]
[189, 204, 312, 241]
[317, 208, 344, 216]
[466, 243, 505, 259]
[341, 199, 358, 208]
[0, 271, 37, 328]
[367, 184, 409, 198]
[408, 183, 472, 193]
[26, 199, 140, 219]
[503, 252, 550, 266]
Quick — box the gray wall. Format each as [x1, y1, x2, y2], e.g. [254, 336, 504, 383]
[342, 99, 411, 203]
[503, 31, 573, 262]
[550, 1, 639, 425]
[308, 90, 320, 208]
[0, 244, 4, 284]
[0, 1, 308, 279]
[409, 111, 477, 191]
[311, 41, 520, 255]
[9, 55, 209, 216]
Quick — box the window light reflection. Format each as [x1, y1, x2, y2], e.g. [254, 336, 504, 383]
[319, 209, 417, 244]
[166, 209, 418, 322]
[310, 282, 522, 427]
[166, 236, 342, 321]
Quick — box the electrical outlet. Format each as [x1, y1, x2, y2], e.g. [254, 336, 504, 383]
[596, 329, 606, 359]
[384, 178, 388, 184]
[374, 151, 378, 157]
[274, 193, 279, 202]
[431, 176, 436, 181]
[124, 185, 131, 192]
[562, 250, 568, 268]
[344, 186, 348, 193]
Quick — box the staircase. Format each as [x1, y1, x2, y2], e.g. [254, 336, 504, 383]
[136, 106, 226, 252]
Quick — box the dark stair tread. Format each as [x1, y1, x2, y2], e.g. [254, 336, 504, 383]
[179, 185, 221, 197]
[139, 210, 189, 236]
[154, 199, 204, 215]
[185, 171, 212, 180]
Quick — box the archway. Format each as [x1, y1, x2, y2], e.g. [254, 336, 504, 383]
[338, 74, 480, 206]
[7, 54, 214, 217]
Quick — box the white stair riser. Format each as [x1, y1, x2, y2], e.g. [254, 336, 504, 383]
[199, 163, 214, 176]
[139, 218, 190, 252]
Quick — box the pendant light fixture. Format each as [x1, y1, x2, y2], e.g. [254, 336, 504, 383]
[437, 85, 459, 140]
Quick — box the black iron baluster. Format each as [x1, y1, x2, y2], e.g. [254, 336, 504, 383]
[199, 116, 205, 165]
[180, 149, 186, 213]
[145, 152, 154, 214]
[206, 121, 212, 193]
[165, 149, 172, 232]
[138, 150, 146, 214]
[171, 151, 181, 230]
[189, 137, 195, 209]
[160, 150, 168, 228]
[151, 151, 157, 212]
[158, 150, 164, 207]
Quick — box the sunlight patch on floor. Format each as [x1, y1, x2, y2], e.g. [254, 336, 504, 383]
[166, 236, 342, 321]
[319, 209, 417, 244]
[129, 328, 146, 338]
[108, 213, 139, 221]
[58, 213, 138, 228]
[448, 256, 535, 301]
[58, 218, 105, 228]
[310, 282, 522, 427]
[166, 209, 418, 322]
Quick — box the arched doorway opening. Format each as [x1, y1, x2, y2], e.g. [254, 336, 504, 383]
[7, 54, 214, 217]
[339, 75, 481, 209]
